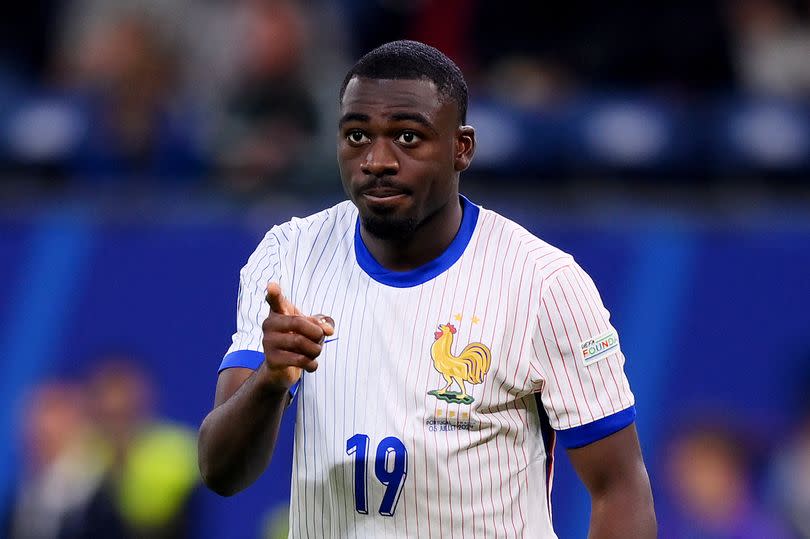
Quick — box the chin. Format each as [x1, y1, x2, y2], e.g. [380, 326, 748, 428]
[361, 214, 418, 241]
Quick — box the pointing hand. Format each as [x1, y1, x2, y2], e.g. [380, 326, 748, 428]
[261, 282, 334, 390]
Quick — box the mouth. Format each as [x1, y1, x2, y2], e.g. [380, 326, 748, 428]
[362, 187, 408, 200]
[360, 187, 409, 208]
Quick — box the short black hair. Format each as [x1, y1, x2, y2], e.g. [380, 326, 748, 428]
[339, 40, 468, 124]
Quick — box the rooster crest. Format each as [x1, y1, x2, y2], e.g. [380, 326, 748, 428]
[428, 322, 492, 405]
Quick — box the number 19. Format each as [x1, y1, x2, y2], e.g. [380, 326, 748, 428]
[346, 434, 408, 517]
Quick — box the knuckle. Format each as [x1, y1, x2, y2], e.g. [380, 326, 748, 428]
[263, 353, 282, 369]
[303, 359, 318, 372]
[263, 316, 282, 333]
[295, 317, 319, 338]
[296, 334, 316, 352]
[295, 319, 315, 338]
[294, 355, 310, 368]
[268, 351, 294, 368]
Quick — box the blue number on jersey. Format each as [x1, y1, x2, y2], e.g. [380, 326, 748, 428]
[346, 434, 408, 517]
[345, 433, 370, 514]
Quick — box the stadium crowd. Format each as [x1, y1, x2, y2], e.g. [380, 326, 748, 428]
[0, 0, 809, 198]
[5, 357, 201, 539]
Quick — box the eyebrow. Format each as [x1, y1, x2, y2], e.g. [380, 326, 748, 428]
[338, 111, 439, 135]
[389, 112, 438, 134]
[338, 112, 370, 128]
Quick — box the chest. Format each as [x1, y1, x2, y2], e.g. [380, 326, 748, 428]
[293, 265, 537, 431]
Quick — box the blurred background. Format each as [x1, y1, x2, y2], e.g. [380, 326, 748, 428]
[0, 0, 809, 537]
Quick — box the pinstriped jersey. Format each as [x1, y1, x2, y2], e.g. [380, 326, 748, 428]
[220, 195, 636, 538]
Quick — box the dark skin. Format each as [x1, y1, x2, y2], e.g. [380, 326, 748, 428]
[336, 77, 475, 270]
[198, 76, 656, 537]
[197, 284, 333, 496]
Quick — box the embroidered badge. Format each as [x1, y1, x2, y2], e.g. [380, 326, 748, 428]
[427, 320, 492, 405]
[579, 330, 620, 366]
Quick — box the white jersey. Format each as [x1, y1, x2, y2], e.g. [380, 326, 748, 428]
[221, 195, 636, 538]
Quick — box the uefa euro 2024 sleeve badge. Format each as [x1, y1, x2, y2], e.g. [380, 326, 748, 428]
[427, 317, 492, 405]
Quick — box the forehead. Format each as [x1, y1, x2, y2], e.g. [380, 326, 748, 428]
[340, 77, 450, 119]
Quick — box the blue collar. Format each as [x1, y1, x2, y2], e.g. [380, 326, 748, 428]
[354, 195, 480, 288]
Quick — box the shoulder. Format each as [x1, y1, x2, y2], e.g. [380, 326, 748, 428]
[241, 200, 356, 272]
[260, 200, 357, 250]
[476, 205, 575, 281]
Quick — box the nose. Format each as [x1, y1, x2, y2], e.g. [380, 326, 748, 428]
[360, 140, 399, 177]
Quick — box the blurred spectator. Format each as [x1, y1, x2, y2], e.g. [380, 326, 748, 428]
[86, 358, 200, 539]
[6, 381, 126, 539]
[5, 360, 200, 539]
[766, 371, 810, 538]
[470, 1, 735, 98]
[212, 0, 320, 196]
[768, 415, 810, 538]
[661, 419, 792, 539]
[336, 0, 476, 81]
[261, 503, 290, 539]
[727, 0, 810, 98]
[479, 56, 575, 109]
[336, 1, 424, 64]
[51, 13, 206, 185]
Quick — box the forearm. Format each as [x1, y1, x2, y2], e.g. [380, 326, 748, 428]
[588, 473, 656, 539]
[198, 364, 289, 496]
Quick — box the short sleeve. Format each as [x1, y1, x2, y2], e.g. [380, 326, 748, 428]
[531, 263, 635, 448]
[219, 230, 283, 373]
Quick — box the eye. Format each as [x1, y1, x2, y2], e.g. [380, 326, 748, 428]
[396, 131, 421, 145]
[346, 130, 369, 145]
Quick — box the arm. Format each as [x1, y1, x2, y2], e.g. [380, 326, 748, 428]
[197, 283, 333, 496]
[531, 264, 654, 534]
[567, 423, 657, 539]
[197, 366, 289, 496]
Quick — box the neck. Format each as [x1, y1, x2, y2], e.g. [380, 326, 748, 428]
[360, 195, 463, 272]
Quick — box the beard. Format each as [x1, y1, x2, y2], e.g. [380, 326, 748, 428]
[361, 213, 418, 241]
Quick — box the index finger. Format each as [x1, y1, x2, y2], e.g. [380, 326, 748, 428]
[265, 282, 300, 315]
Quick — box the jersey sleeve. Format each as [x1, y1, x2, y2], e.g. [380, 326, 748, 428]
[219, 230, 284, 373]
[530, 263, 636, 448]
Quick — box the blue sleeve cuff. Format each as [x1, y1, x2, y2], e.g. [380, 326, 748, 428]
[556, 406, 636, 449]
[218, 350, 264, 373]
[218, 350, 302, 402]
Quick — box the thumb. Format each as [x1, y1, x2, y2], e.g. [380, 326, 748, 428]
[313, 315, 335, 337]
[266, 282, 298, 315]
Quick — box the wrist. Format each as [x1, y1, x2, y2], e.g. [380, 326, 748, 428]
[255, 362, 296, 398]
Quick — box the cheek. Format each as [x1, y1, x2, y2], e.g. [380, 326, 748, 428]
[337, 156, 349, 178]
[336, 142, 350, 166]
[419, 167, 456, 212]
[337, 149, 360, 181]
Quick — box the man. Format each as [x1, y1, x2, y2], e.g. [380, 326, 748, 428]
[198, 40, 656, 538]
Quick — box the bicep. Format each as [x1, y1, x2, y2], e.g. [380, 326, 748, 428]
[213, 367, 255, 407]
[566, 422, 647, 496]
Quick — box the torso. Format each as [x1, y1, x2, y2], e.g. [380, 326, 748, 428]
[275, 198, 568, 538]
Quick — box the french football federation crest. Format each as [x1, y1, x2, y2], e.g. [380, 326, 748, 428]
[427, 322, 492, 405]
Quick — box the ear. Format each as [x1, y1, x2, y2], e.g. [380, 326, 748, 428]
[454, 125, 476, 172]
